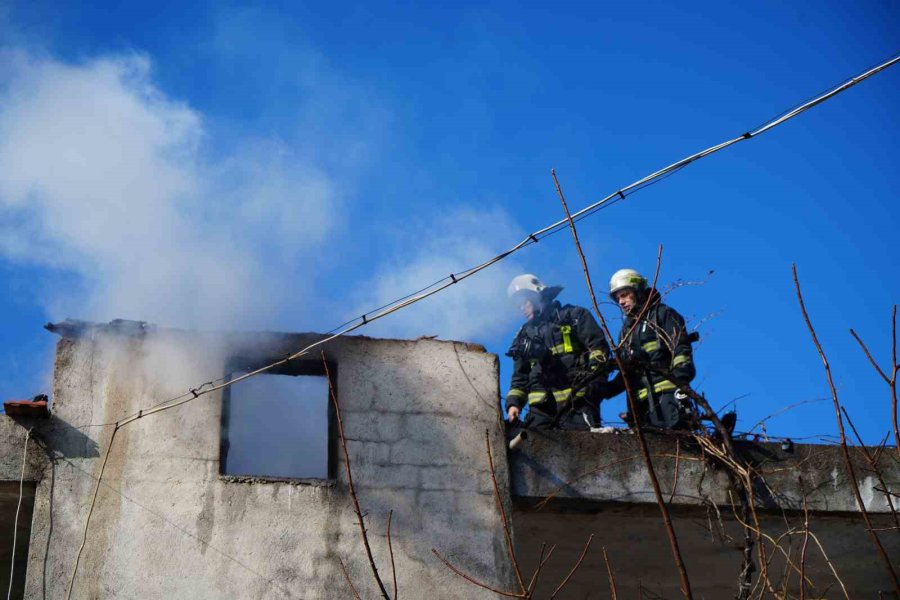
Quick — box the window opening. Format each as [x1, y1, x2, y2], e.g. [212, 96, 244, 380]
[221, 361, 334, 481]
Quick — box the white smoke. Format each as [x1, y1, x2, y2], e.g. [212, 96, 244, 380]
[0, 50, 339, 330]
[0, 48, 530, 348]
[0, 41, 530, 479]
[350, 206, 525, 343]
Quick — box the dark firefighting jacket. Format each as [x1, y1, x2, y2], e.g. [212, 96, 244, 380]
[505, 301, 610, 411]
[608, 291, 695, 401]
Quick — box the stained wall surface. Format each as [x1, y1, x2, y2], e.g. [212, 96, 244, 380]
[510, 429, 900, 598]
[22, 325, 513, 599]
[7, 322, 900, 599]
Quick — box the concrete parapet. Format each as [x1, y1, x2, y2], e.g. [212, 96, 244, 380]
[510, 429, 900, 514]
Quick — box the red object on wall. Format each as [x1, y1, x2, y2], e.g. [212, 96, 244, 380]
[4, 395, 50, 419]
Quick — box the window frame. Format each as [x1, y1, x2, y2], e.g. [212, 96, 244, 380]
[219, 357, 338, 484]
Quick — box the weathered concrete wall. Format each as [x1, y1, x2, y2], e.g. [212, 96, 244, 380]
[511, 429, 900, 513]
[0, 411, 48, 599]
[24, 325, 513, 599]
[0, 417, 47, 482]
[510, 429, 900, 598]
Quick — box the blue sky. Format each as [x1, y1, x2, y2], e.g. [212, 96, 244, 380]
[0, 1, 897, 444]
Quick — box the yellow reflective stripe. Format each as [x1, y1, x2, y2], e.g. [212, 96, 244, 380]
[672, 354, 691, 367]
[560, 325, 574, 353]
[549, 344, 566, 355]
[642, 340, 660, 353]
[655, 380, 677, 393]
[552, 389, 573, 403]
[637, 380, 677, 399]
[575, 389, 586, 397]
[529, 389, 575, 404]
[589, 349, 607, 361]
[507, 389, 526, 398]
[528, 392, 548, 404]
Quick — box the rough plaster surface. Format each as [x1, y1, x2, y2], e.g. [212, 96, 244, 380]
[510, 429, 900, 513]
[7, 323, 900, 599]
[0, 418, 46, 482]
[510, 430, 900, 597]
[20, 326, 513, 599]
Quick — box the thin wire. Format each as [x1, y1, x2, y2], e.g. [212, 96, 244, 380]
[66, 425, 118, 600]
[53, 453, 296, 598]
[55, 55, 900, 597]
[6, 428, 31, 600]
[747, 49, 900, 133]
[60, 52, 900, 430]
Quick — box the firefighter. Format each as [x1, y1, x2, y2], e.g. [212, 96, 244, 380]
[605, 268, 697, 430]
[504, 274, 611, 431]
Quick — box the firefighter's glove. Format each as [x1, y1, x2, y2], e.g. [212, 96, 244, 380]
[617, 346, 649, 368]
[671, 356, 696, 383]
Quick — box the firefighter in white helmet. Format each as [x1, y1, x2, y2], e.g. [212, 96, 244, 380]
[504, 274, 611, 431]
[606, 268, 697, 429]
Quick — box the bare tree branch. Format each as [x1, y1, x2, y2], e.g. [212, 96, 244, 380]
[549, 534, 594, 599]
[841, 406, 900, 536]
[850, 328, 891, 383]
[849, 305, 900, 458]
[387, 510, 398, 600]
[669, 439, 681, 504]
[552, 170, 694, 600]
[534, 455, 645, 511]
[338, 558, 363, 600]
[799, 477, 811, 600]
[747, 398, 828, 434]
[433, 430, 528, 597]
[603, 547, 618, 600]
[525, 543, 556, 596]
[485, 429, 527, 593]
[323, 353, 391, 600]
[792, 266, 900, 594]
[431, 550, 526, 598]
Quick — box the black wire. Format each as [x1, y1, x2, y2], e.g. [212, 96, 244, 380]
[358, 275, 454, 320]
[52, 54, 900, 432]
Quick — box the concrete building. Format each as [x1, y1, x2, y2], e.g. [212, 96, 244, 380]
[1, 321, 898, 598]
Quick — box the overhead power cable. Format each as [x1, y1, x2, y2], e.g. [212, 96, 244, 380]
[82, 51, 899, 430]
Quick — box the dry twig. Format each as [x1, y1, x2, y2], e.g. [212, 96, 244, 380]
[549, 534, 594, 599]
[323, 353, 392, 600]
[552, 170, 694, 600]
[338, 558, 363, 600]
[792, 266, 900, 594]
[799, 477, 811, 600]
[433, 430, 530, 597]
[603, 547, 619, 600]
[849, 306, 899, 458]
[387, 510, 398, 600]
[431, 550, 526, 599]
[670, 439, 681, 504]
[841, 407, 900, 535]
[525, 544, 556, 596]
[485, 430, 527, 593]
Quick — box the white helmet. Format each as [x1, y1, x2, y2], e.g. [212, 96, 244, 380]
[609, 268, 647, 299]
[507, 274, 546, 299]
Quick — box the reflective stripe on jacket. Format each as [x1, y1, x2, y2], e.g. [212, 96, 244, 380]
[505, 301, 610, 410]
[609, 296, 696, 400]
